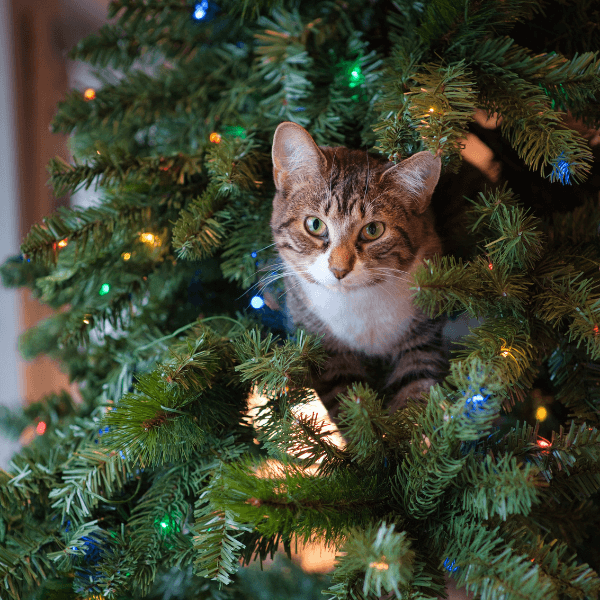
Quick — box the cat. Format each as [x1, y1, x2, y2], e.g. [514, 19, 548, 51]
[270, 121, 448, 417]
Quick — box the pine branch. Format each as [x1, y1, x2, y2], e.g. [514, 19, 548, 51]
[233, 328, 326, 396]
[417, 0, 543, 52]
[47, 443, 134, 526]
[206, 458, 388, 547]
[404, 61, 477, 171]
[337, 383, 400, 472]
[444, 515, 555, 600]
[467, 184, 545, 271]
[458, 453, 542, 521]
[103, 371, 207, 467]
[329, 523, 415, 599]
[20, 202, 152, 266]
[547, 343, 600, 423]
[503, 527, 600, 600]
[412, 255, 531, 319]
[0, 526, 59, 600]
[253, 9, 315, 126]
[472, 38, 600, 121]
[48, 151, 204, 197]
[56, 44, 252, 139]
[476, 68, 593, 183]
[193, 499, 251, 585]
[396, 359, 504, 518]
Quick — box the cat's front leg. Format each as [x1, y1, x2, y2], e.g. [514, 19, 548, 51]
[311, 351, 368, 420]
[383, 320, 449, 413]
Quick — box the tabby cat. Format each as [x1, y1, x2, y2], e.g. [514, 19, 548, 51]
[270, 121, 448, 417]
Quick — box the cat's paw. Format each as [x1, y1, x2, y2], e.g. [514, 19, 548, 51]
[387, 378, 436, 412]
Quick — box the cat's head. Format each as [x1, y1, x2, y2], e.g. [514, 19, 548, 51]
[270, 122, 442, 292]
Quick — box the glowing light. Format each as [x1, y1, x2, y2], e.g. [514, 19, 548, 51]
[193, 0, 209, 20]
[99, 283, 110, 296]
[160, 521, 168, 529]
[250, 295, 265, 309]
[209, 132, 221, 143]
[251, 251, 257, 258]
[443, 558, 459, 573]
[488, 262, 493, 270]
[222, 125, 247, 139]
[57, 238, 68, 248]
[551, 153, 571, 185]
[429, 107, 435, 113]
[83, 316, 91, 325]
[369, 560, 389, 571]
[140, 232, 156, 245]
[122, 252, 132, 261]
[535, 406, 548, 421]
[348, 64, 364, 88]
[36, 421, 47, 435]
[537, 438, 551, 448]
[83, 88, 96, 101]
[594, 324, 599, 336]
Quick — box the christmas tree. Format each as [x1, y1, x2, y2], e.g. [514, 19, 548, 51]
[2, 1, 600, 599]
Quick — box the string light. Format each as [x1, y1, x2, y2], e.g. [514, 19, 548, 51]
[551, 153, 571, 185]
[488, 262, 493, 270]
[348, 63, 364, 88]
[222, 125, 247, 139]
[122, 252, 132, 261]
[140, 232, 155, 245]
[594, 324, 599, 336]
[57, 238, 68, 249]
[209, 132, 222, 143]
[99, 283, 110, 296]
[193, 0, 209, 20]
[443, 558, 459, 573]
[535, 406, 548, 421]
[429, 107, 435, 113]
[36, 421, 47, 435]
[83, 88, 96, 101]
[250, 295, 265, 309]
[83, 316, 91, 325]
[369, 560, 389, 571]
[537, 438, 551, 448]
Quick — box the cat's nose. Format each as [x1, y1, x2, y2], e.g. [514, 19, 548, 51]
[330, 267, 350, 280]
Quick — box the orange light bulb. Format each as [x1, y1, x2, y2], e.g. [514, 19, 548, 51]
[83, 88, 96, 101]
[209, 132, 222, 143]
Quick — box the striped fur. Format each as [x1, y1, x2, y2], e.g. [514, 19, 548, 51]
[270, 122, 448, 416]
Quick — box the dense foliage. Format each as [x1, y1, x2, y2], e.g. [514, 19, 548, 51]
[1, 1, 600, 599]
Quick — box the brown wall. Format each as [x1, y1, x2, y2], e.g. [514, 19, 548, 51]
[11, 0, 79, 402]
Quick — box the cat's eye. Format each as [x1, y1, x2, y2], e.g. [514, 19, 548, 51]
[305, 216, 327, 236]
[361, 221, 385, 241]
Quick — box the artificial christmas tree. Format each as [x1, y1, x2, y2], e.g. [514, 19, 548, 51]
[1, 1, 600, 599]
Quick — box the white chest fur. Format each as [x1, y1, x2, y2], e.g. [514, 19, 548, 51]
[298, 276, 414, 356]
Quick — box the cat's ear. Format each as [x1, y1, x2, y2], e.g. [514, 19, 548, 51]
[379, 151, 441, 213]
[272, 122, 326, 190]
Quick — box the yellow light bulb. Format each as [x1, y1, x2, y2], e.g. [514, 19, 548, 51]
[83, 88, 96, 101]
[122, 252, 132, 261]
[57, 238, 68, 248]
[210, 132, 222, 143]
[535, 406, 548, 421]
[140, 232, 155, 245]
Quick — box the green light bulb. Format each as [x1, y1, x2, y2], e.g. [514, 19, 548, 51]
[99, 283, 110, 296]
[349, 64, 364, 88]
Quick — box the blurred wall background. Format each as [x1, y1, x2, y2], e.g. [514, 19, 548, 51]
[0, 0, 109, 467]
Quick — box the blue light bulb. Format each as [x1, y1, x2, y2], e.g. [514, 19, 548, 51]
[193, 0, 209, 20]
[551, 153, 571, 185]
[251, 251, 257, 258]
[250, 295, 265, 309]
